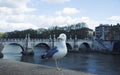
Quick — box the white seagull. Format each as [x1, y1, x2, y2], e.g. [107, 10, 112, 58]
[41, 33, 67, 70]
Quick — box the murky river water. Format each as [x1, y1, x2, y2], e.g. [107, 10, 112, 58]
[2, 45, 120, 75]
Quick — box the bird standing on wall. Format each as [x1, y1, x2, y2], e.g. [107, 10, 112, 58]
[41, 33, 67, 70]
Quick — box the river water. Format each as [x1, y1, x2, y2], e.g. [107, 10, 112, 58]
[2, 45, 120, 75]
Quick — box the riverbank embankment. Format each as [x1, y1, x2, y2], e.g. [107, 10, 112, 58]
[0, 59, 96, 75]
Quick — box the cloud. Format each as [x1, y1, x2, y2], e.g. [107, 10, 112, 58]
[107, 16, 120, 22]
[0, 0, 30, 8]
[0, 20, 38, 32]
[37, 16, 99, 30]
[0, 7, 36, 16]
[41, 0, 70, 4]
[0, 13, 99, 32]
[6, 15, 26, 23]
[10, 23, 38, 30]
[0, 0, 98, 32]
[0, 0, 37, 32]
[56, 7, 80, 16]
[80, 17, 99, 30]
[38, 15, 72, 27]
[0, 0, 36, 15]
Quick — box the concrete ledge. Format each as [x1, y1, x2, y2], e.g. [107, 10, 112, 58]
[0, 59, 95, 75]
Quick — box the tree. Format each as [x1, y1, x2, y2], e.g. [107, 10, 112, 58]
[0, 32, 4, 38]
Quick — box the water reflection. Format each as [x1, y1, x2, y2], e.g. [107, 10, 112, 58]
[2, 45, 22, 61]
[2, 45, 120, 75]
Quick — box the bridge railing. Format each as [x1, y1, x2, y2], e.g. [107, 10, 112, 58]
[0, 38, 53, 42]
[0, 38, 93, 42]
[0, 38, 26, 42]
[30, 39, 51, 42]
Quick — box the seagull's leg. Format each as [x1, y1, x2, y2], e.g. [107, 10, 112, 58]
[55, 59, 61, 71]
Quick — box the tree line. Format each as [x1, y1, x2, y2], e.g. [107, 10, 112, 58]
[0, 27, 93, 39]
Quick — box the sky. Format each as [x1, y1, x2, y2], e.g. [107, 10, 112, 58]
[0, 0, 120, 32]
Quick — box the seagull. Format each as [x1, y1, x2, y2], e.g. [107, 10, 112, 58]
[41, 33, 67, 70]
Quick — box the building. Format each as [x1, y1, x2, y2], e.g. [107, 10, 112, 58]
[48, 22, 88, 32]
[95, 24, 111, 40]
[95, 24, 120, 40]
[87, 28, 94, 40]
[69, 22, 88, 30]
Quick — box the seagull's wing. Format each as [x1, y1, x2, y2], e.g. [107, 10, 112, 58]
[41, 46, 58, 59]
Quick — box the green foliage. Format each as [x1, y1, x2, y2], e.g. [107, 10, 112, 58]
[3, 29, 37, 38]
[0, 32, 4, 38]
[3, 27, 92, 39]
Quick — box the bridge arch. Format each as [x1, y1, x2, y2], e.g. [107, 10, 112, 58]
[113, 41, 120, 52]
[66, 43, 72, 52]
[35, 43, 50, 50]
[9, 43, 24, 51]
[79, 42, 91, 51]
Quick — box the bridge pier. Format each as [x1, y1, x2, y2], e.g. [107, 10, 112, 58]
[21, 34, 34, 55]
[73, 38, 79, 51]
[21, 48, 34, 55]
[21, 44, 34, 55]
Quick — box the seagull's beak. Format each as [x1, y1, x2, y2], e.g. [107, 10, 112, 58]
[57, 37, 62, 40]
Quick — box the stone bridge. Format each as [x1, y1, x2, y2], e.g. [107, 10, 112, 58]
[0, 37, 93, 55]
